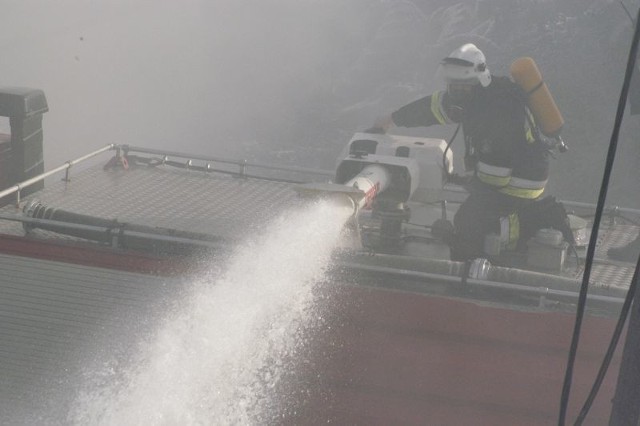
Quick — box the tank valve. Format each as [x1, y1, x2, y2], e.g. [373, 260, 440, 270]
[555, 136, 568, 153]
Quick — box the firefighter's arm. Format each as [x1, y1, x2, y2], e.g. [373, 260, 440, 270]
[394, 93, 452, 126]
[366, 94, 443, 134]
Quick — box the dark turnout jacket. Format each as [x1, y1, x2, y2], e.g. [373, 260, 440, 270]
[391, 76, 549, 199]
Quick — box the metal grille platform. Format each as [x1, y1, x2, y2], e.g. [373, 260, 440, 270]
[0, 160, 305, 243]
[586, 224, 639, 292]
[595, 224, 638, 257]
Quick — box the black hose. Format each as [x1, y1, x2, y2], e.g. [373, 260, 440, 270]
[558, 6, 640, 425]
[574, 253, 640, 424]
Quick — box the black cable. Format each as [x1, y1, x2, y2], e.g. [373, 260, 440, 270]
[558, 6, 640, 425]
[620, 1, 635, 25]
[574, 252, 640, 424]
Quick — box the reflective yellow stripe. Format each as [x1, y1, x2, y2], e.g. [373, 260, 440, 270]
[478, 172, 511, 187]
[477, 161, 511, 177]
[431, 91, 450, 124]
[499, 213, 520, 251]
[499, 175, 547, 198]
[476, 161, 511, 187]
[510, 176, 547, 189]
[500, 186, 545, 199]
[525, 109, 536, 143]
[508, 213, 519, 250]
[525, 126, 535, 143]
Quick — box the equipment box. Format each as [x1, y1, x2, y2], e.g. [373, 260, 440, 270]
[527, 239, 568, 271]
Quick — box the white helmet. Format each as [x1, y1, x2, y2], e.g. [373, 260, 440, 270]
[440, 43, 491, 87]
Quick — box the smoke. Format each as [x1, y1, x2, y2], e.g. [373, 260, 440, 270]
[1, 0, 638, 200]
[0, 0, 373, 168]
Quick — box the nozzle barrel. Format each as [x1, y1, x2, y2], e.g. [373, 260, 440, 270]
[293, 182, 362, 215]
[294, 164, 391, 216]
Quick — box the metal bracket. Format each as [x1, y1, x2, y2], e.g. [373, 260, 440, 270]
[103, 153, 129, 171]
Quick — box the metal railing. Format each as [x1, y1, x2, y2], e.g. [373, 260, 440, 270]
[120, 144, 334, 179]
[0, 144, 117, 207]
[0, 141, 636, 228]
[0, 143, 337, 209]
[337, 261, 626, 308]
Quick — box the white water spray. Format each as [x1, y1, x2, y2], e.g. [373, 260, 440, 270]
[69, 199, 353, 425]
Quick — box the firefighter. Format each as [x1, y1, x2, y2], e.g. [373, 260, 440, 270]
[367, 43, 551, 261]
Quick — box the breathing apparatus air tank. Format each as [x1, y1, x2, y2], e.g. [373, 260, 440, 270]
[510, 57, 567, 151]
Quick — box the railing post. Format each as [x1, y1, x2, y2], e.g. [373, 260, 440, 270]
[609, 205, 619, 227]
[63, 161, 72, 182]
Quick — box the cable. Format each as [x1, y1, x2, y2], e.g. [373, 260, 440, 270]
[557, 6, 640, 425]
[574, 252, 640, 424]
[442, 124, 461, 180]
[620, 1, 635, 26]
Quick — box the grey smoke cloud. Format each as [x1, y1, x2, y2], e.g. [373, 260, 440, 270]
[0, 1, 370, 168]
[2, 0, 639, 207]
